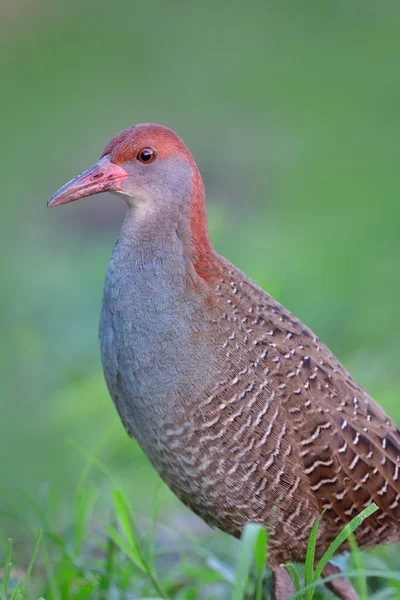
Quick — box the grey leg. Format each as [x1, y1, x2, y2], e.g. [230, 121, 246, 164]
[271, 566, 295, 600]
[322, 562, 358, 600]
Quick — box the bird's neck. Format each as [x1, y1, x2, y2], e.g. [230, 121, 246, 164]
[116, 204, 203, 284]
[101, 204, 221, 438]
[117, 174, 220, 285]
[106, 201, 220, 332]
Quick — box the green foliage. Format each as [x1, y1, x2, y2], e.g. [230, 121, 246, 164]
[283, 503, 379, 599]
[347, 533, 367, 600]
[1, 493, 399, 599]
[0, 533, 43, 600]
[106, 490, 168, 598]
[232, 522, 267, 600]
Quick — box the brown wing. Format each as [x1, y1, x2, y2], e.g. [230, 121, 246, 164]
[237, 270, 400, 546]
[203, 261, 399, 555]
[285, 349, 400, 539]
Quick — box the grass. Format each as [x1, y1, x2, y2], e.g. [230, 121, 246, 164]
[2, 489, 399, 600]
[0, 533, 43, 600]
[282, 503, 379, 600]
[232, 523, 267, 600]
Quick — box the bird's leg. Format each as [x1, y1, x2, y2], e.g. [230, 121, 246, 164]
[322, 562, 358, 600]
[270, 566, 295, 600]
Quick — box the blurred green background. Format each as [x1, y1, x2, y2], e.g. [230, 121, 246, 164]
[1, 0, 399, 570]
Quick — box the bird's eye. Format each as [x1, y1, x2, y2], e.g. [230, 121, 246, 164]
[137, 147, 156, 163]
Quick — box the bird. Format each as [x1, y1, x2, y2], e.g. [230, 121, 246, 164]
[48, 123, 400, 600]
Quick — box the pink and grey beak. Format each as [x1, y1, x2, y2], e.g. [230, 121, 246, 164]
[47, 155, 129, 207]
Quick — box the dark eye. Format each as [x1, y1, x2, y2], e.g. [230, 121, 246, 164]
[137, 147, 156, 163]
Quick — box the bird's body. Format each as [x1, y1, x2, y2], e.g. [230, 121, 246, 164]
[100, 216, 400, 564]
[49, 123, 400, 599]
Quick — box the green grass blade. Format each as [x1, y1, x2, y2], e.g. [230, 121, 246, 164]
[344, 568, 400, 583]
[148, 480, 162, 568]
[232, 522, 267, 600]
[9, 581, 20, 600]
[1, 539, 13, 597]
[282, 563, 302, 598]
[314, 503, 378, 582]
[112, 490, 145, 570]
[73, 489, 97, 557]
[71, 582, 95, 600]
[110, 490, 169, 598]
[348, 532, 368, 600]
[20, 529, 43, 594]
[100, 516, 117, 591]
[290, 568, 400, 599]
[105, 524, 146, 572]
[70, 425, 116, 492]
[40, 535, 61, 600]
[303, 510, 325, 600]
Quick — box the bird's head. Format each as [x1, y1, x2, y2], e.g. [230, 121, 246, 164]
[48, 123, 201, 208]
[48, 123, 213, 275]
